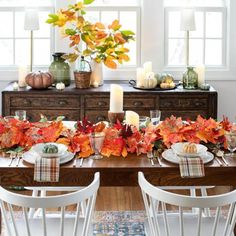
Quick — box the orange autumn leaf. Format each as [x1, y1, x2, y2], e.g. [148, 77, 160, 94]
[0, 127, 24, 148]
[69, 35, 81, 47]
[104, 57, 117, 69]
[114, 32, 126, 44]
[95, 22, 105, 29]
[94, 122, 106, 133]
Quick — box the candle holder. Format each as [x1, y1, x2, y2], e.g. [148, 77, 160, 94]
[108, 111, 125, 125]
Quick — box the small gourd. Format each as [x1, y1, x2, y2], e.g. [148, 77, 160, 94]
[56, 82, 65, 90]
[25, 71, 54, 89]
[143, 72, 158, 89]
[42, 144, 58, 154]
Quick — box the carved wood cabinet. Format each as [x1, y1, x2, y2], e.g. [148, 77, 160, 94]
[2, 82, 218, 122]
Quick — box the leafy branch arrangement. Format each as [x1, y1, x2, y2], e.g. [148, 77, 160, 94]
[47, 0, 135, 69]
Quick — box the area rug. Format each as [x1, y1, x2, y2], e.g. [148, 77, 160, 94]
[93, 211, 146, 236]
[2, 211, 146, 236]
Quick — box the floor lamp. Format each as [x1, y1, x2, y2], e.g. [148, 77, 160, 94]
[24, 8, 39, 72]
[180, 9, 196, 66]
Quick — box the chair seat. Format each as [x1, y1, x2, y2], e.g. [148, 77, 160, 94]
[145, 214, 234, 236]
[6, 217, 92, 236]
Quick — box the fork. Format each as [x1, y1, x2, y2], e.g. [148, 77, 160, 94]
[16, 152, 23, 167]
[154, 150, 162, 167]
[147, 151, 155, 166]
[8, 152, 16, 166]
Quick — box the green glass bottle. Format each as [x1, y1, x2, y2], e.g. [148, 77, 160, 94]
[49, 53, 71, 86]
[183, 67, 198, 90]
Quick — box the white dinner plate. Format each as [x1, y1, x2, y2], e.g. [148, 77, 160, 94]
[23, 150, 75, 165]
[162, 149, 214, 164]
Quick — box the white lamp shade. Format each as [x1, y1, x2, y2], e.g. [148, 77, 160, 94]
[180, 9, 196, 31]
[24, 9, 39, 31]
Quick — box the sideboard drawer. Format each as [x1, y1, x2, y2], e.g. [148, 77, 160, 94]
[85, 110, 108, 123]
[10, 109, 80, 122]
[124, 96, 156, 109]
[85, 97, 109, 109]
[10, 96, 80, 108]
[159, 97, 208, 110]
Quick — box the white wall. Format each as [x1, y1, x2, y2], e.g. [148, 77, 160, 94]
[1, 0, 236, 121]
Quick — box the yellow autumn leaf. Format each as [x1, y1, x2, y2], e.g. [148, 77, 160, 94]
[95, 22, 105, 29]
[75, 2, 84, 9]
[108, 20, 121, 31]
[55, 11, 68, 27]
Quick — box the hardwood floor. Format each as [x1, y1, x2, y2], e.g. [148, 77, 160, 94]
[11, 186, 231, 211]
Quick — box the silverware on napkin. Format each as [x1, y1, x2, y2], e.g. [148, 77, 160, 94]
[8, 152, 16, 166]
[154, 150, 162, 167]
[79, 158, 84, 167]
[16, 152, 23, 167]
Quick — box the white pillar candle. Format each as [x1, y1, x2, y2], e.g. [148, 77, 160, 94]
[125, 111, 139, 129]
[195, 65, 205, 87]
[109, 84, 123, 113]
[136, 67, 145, 87]
[18, 65, 28, 88]
[143, 61, 152, 74]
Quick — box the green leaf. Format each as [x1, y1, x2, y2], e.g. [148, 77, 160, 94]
[121, 30, 135, 36]
[81, 9, 86, 15]
[83, 0, 95, 5]
[55, 116, 65, 121]
[46, 14, 58, 24]
[83, 49, 92, 56]
[65, 29, 77, 35]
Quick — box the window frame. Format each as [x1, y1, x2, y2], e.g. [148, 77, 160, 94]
[164, 6, 227, 70]
[0, 6, 55, 72]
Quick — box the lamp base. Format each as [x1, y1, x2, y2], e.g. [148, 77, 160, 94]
[108, 111, 124, 125]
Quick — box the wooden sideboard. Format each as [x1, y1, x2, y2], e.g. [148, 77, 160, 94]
[2, 82, 218, 122]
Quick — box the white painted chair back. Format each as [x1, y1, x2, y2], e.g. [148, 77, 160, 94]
[138, 172, 236, 236]
[0, 172, 100, 236]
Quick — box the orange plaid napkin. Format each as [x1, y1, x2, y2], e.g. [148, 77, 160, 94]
[179, 157, 205, 178]
[34, 154, 60, 182]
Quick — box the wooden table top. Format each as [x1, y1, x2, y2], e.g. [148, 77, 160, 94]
[0, 153, 235, 187]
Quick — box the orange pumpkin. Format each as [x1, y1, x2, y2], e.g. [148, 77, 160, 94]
[25, 71, 54, 89]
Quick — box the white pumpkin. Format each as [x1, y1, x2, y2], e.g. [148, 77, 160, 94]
[143, 72, 158, 89]
[56, 82, 65, 90]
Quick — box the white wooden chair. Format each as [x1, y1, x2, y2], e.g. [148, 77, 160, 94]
[138, 172, 236, 236]
[0, 172, 100, 236]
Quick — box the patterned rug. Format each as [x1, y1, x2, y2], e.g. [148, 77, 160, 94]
[2, 211, 146, 236]
[93, 211, 146, 236]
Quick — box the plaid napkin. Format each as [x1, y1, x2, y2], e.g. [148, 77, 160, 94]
[34, 153, 60, 182]
[179, 157, 205, 178]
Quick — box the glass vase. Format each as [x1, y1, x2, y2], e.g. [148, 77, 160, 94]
[49, 53, 71, 86]
[183, 67, 198, 90]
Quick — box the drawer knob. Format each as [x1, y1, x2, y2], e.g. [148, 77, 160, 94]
[98, 101, 106, 107]
[58, 100, 68, 105]
[23, 99, 31, 105]
[97, 115, 106, 121]
[133, 101, 143, 107]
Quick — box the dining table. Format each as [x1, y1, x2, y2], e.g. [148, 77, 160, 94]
[0, 151, 236, 234]
[0, 152, 235, 187]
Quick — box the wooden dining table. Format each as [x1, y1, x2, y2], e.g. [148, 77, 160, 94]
[0, 152, 235, 187]
[0, 152, 236, 234]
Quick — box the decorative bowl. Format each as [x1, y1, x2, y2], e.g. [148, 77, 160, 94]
[31, 142, 68, 158]
[171, 142, 207, 157]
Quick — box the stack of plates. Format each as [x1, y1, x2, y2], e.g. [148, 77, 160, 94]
[23, 142, 74, 165]
[162, 142, 214, 164]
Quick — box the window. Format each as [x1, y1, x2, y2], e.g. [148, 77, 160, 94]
[84, 0, 140, 67]
[0, 0, 53, 68]
[165, 0, 227, 67]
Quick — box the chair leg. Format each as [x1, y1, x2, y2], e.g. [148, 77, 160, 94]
[200, 187, 211, 217]
[28, 189, 39, 218]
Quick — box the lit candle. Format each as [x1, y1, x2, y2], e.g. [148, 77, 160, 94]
[125, 111, 139, 129]
[13, 82, 19, 90]
[195, 65, 205, 87]
[143, 61, 152, 74]
[109, 84, 123, 113]
[18, 65, 28, 87]
[136, 67, 145, 87]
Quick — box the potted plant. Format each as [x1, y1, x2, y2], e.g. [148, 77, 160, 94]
[47, 0, 135, 87]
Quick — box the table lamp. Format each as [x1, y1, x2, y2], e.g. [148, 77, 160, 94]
[24, 8, 39, 72]
[180, 8, 196, 66]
